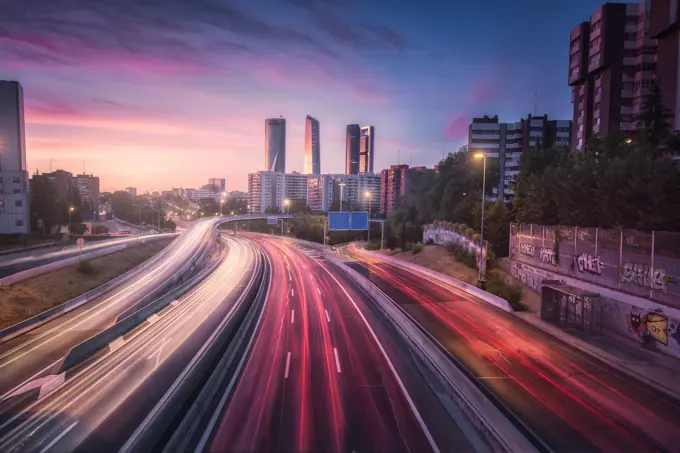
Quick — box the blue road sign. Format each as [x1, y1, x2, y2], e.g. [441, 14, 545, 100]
[267, 216, 278, 225]
[349, 212, 369, 231]
[328, 211, 351, 231]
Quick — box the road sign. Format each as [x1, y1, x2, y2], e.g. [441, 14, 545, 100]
[267, 216, 278, 225]
[328, 212, 351, 231]
[76, 238, 85, 249]
[349, 212, 369, 231]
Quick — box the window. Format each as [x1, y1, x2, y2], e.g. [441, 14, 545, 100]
[623, 49, 637, 58]
[595, 102, 601, 111]
[589, 52, 601, 65]
[595, 86, 602, 95]
[591, 20, 601, 31]
[624, 32, 637, 41]
[12, 177, 19, 184]
[15, 219, 23, 227]
[590, 36, 601, 48]
[13, 189, 19, 194]
[14, 199, 22, 207]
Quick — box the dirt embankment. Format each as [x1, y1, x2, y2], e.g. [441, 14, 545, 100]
[378, 245, 541, 310]
[0, 238, 174, 330]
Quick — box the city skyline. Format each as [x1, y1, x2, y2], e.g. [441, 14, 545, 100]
[0, 0, 607, 191]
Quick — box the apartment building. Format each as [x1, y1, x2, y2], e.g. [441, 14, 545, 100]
[468, 114, 572, 202]
[306, 173, 381, 212]
[650, 0, 680, 130]
[569, 2, 657, 150]
[74, 174, 100, 212]
[247, 171, 310, 213]
[379, 165, 424, 214]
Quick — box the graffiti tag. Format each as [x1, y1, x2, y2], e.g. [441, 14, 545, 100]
[575, 253, 604, 275]
[620, 262, 668, 292]
[539, 247, 557, 266]
[520, 243, 536, 258]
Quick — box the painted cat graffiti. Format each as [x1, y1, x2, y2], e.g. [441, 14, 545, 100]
[627, 309, 669, 345]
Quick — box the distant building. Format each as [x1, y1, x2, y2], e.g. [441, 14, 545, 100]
[126, 187, 137, 197]
[171, 187, 184, 198]
[185, 188, 219, 201]
[304, 115, 321, 175]
[227, 190, 248, 201]
[468, 114, 572, 203]
[265, 118, 286, 172]
[208, 178, 226, 193]
[247, 171, 310, 213]
[568, 2, 654, 150]
[39, 169, 73, 204]
[74, 174, 100, 213]
[307, 173, 381, 212]
[359, 125, 375, 173]
[380, 165, 435, 214]
[0, 81, 30, 234]
[345, 124, 361, 174]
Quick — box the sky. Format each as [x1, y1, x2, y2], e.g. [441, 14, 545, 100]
[0, 0, 606, 192]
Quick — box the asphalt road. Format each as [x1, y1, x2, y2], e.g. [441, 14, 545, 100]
[343, 244, 680, 453]
[0, 220, 217, 405]
[0, 235, 257, 453]
[204, 235, 477, 453]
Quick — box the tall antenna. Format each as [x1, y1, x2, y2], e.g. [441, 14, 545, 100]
[83, 159, 86, 174]
[49, 159, 52, 172]
[534, 92, 538, 116]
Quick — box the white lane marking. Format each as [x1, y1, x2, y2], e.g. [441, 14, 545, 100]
[146, 314, 160, 325]
[333, 347, 342, 373]
[108, 337, 126, 353]
[317, 287, 322, 295]
[284, 352, 292, 379]
[38, 373, 65, 400]
[39, 421, 78, 453]
[170, 299, 180, 307]
[320, 264, 440, 453]
[290, 288, 295, 297]
[325, 309, 331, 323]
[291, 309, 295, 324]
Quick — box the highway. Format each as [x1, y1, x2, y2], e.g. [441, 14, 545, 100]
[0, 220, 217, 403]
[0, 235, 258, 453]
[343, 244, 680, 453]
[197, 235, 476, 453]
[0, 234, 171, 278]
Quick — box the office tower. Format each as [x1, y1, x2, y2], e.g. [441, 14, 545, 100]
[345, 124, 360, 174]
[359, 125, 375, 173]
[0, 81, 30, 234]
[568, 2, 655, 150]
[265, 118, 286, 172]
[304, 115, 320, 175]
[468, 114, 571, 203]
[208, 178, 226, 193]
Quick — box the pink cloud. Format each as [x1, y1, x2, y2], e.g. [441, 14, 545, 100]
[444, 114, 469, 141]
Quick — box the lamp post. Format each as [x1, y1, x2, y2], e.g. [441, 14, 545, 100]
[365, 191, 372, 242]
[283, 199, 290, 236]
[338, 183, 346, 212]
[473, 152, 487, 289]
[68, 207, 75, 233]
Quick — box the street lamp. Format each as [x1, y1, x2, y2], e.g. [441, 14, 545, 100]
[68, 206, 75, 233]
[365, 191, 372, 242]
[284, 198, 290, 214]
[473, 152, 487, 289]
[338, 183, 346, 212]
[220, 191, 227, 215]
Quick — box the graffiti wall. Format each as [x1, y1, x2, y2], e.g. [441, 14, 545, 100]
[509, 258, 680, 360]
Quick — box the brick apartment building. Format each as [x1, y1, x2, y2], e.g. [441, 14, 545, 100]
[569, 2, 658, 150]
[379, 165, 433, 214]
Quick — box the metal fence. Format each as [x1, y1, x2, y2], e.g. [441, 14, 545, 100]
[510, 223, 680, 308]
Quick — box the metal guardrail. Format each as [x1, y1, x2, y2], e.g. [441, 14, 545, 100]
[0, 241, 58, 257]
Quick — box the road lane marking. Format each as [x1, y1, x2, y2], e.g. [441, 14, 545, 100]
[290, 288, 295, 297]
[333, 347, 342, 373]
[39, 421, 78, 453]
[284, 352, 292, 379]
[325, 309, 331, 323]
[146, 314, 160, 325]
[109, 337, 126, 353]
[170, 300, 180, 307]
[291, 309, 295, 324]
[317, 287, 322, 295]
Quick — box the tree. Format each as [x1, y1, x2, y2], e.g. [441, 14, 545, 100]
[635, 84, 674, 151]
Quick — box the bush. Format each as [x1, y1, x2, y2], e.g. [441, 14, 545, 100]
[365, 241, 381, 250]
[76, 260, 99, 276]
[402, 242, 413, 252]
[486, 273, 525, 310]
[412, 243, 424, 254]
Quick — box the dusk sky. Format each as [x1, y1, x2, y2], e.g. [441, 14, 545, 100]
[1, 0, 605, 192]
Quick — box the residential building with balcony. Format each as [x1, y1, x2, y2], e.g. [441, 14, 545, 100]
[650, 0, 680, 130]
[247, 171, 311, 213]
[306, 173, 380, 212]
[568, 2, 657, 150]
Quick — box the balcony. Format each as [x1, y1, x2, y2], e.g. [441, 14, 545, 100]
[622, 90, 634, 98]
[621, 121, 635, 131]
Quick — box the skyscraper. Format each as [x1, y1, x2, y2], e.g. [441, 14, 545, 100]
[304, 115, 320, 175]
[359, 125, 374, 173]
[0, 81, 30, 234]
[265, 118, 286, 172]
[345, 124, 360, 174]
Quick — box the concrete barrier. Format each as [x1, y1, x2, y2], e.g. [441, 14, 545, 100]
[0, 241, 58, 257]
[359, 247, 513, 312]
[0, 234, 179, 345]
[324, 253, 539, 453]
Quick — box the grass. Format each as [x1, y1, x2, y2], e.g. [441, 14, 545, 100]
[365, 241, 382, 250]
[447, 242, 478, 270]
[76, 260, 99, 276]
[412, 243, 424, 254]
[486, 273, 526, 310]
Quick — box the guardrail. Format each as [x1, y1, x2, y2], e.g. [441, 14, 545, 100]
[358, 247, 513, 312]
[120, 249, 269, 453]
[0, 234, 180, 344]
[324, 253, 539, 452]
[0, 241, 59, 257]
